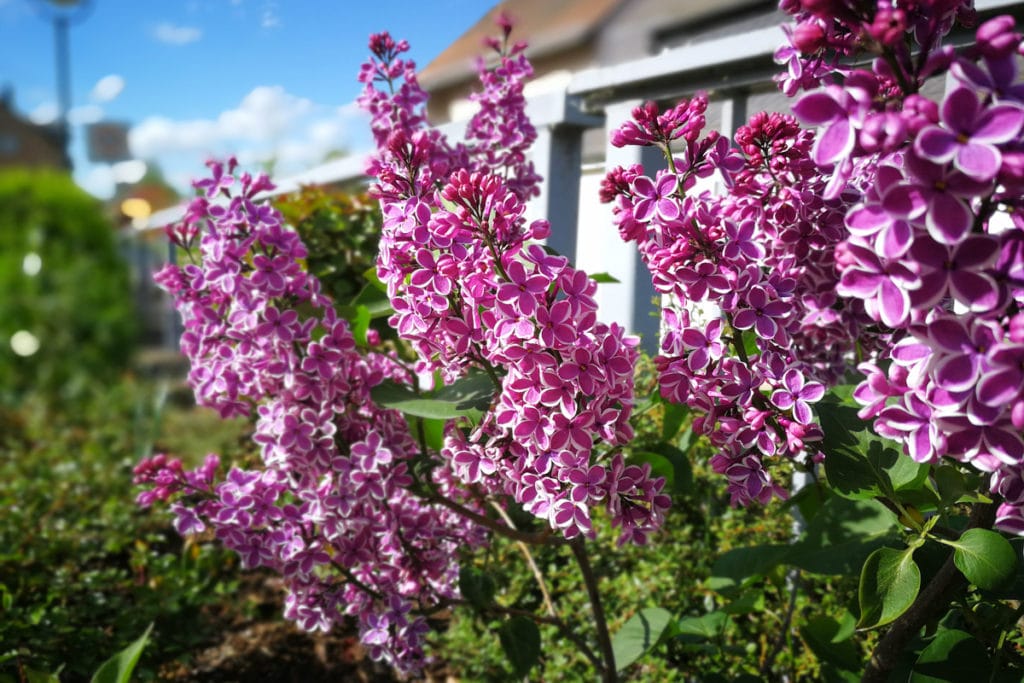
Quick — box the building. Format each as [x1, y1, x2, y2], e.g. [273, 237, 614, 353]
[0, 89, 69, 170]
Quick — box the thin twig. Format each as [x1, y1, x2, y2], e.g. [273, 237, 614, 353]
[490, 500, 558, 618]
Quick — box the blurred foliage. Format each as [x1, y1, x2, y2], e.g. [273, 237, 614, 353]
[0, 169, 136, 405]
[437, 353, 868, 681]
[273, 184, 381, 305]
[0, 378, 251, 682]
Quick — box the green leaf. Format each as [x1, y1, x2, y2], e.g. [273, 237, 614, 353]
[498, 616, 541, 678]
[637, 442, 693, 495]
[661, 401, 688, 441]
[589, 272, 621, 284]
[709, 544, 790, 591]
[721, 591, 765, 615]
[817, 395, 906, 501]
[933, 466, 966, 506]
[351, 304, 371, 347]
[857, 547, 921, 629]
[800, 614, 860, 671]
[675, 611, 729, 640]
[434, 371, 497, 414]
[910, 629, 991, 683]
[350, 281, 393, 318]
[611, 607, 672, 671]
[371, 372, 495, 422]
[415, 417, 447, 452]
[90, 622, 153, 683]
[789, 497, 898, 576]
[458, 567, 495, 611]
[24, 670, 60, 683]
[950, 528, 1018, 590]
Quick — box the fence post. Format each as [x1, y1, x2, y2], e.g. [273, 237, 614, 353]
[602, 99, 663, 353]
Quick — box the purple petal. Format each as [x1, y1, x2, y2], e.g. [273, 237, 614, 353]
[928, 318, 969, 351]
[755, 316, 777, 340]
[793, 399, 814, 425]
[877, 279, 910, 328]
[846, 203, 892, 235]
[978, 367, 1024, 406]
[985, 426, 1024, 464]
[688, 347, 710, 372]
[972, 103, 1024, 144]
[950, 270, 1000, 311]
[800, 382, 826, 403]
[657, 197, 681, 221]
[907, 425, 938, 463]
[910, 271, 949, 309]
[633, 198, 657, 222]
[839, 268, 882, 297]
[656, 173, 679, 195]
[942, 87, 982, 133]
[926, 193, 972, 244]
[933, 354, 979, 393]
[814, 117, 854, 166]
[771, 389, 795, 410]
[792, 91, 845, 125]
[783, 369, 803, 394]
[877, 220, 914, 260]
[732, 309, 756, 330]
[632, 175, 655, 198]
[954, 142, 1001, 182]
[955, 235, 1000, 268]
[882, 184, 928, 219]
[915, 126, 958, 163]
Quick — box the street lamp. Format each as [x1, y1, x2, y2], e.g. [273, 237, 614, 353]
[31, 0, 93, 168]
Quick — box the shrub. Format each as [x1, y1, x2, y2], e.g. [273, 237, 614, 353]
[0, 169, 136, 405]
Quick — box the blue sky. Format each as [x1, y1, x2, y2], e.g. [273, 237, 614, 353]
[0, 0, 497, 197]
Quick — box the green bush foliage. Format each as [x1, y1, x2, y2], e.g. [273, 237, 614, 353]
[0, 169, 136, 404]
[0, 380, 248, 682]
[273, 184, 381, 305]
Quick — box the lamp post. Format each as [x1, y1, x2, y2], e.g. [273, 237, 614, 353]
[31, 0, 93, 168]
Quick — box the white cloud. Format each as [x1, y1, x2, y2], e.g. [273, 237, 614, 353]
[113, 159, 148, 184]
[29, 102, 57, 125]
[125, 86, 371, 196]
[74, 160, 149, 200]
[153, 22, 202, 45]
[68, 104, 104, 126]
[90, 75, 125, 103]
[130, 85, 316, 159]
[261, 1, 280, 28]
[77, 165, 116, 199]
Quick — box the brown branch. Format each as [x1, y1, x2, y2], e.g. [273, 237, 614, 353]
[571, 537, 617, 683]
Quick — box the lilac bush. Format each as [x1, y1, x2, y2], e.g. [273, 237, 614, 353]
[137, 2, 1024, 679]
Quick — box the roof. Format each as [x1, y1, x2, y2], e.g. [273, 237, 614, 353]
[418, 0, 624, 90]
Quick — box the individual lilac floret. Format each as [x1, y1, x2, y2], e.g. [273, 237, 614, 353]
[914, 86, 1024, 183]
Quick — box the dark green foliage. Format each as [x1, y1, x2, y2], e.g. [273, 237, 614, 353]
[0, 380, 248, 682]
[0, 169, 136, 404]
[273, 184, 381, 306]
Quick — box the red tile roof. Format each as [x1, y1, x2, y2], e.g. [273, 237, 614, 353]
[419, 0, 624, 89]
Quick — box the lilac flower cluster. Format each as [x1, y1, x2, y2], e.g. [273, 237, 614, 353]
[778, 6, 1024, 534]
[605, 3, 1024, 526]
[602, 95, 874, 507]
[358, 32, 669, 544]
[145, 162, 488, 674]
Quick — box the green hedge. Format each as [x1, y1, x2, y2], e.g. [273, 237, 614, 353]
[0, 169, 136, 404]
